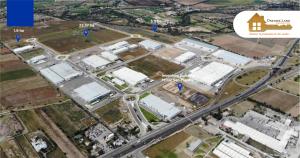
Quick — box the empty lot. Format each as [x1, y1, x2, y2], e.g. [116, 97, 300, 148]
[128, 55, 184, 79]
[250, 88, 299, 112]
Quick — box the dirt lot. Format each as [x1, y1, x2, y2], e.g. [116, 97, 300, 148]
[155, 47, 185, 60]
[231, 101, 255, 117]
[274, 79, 300, 96]
[143, 131, 190, 158]
[0, 114, 24, 139]
[0, 138, 26, 158]
[94, 99, 123, 125]
[218, 79, 247, 102]
[118, 47, 147, 61]
[128, 55, 184, 79]
[250, 88, 299, 113]
[212, 34, 291, 57]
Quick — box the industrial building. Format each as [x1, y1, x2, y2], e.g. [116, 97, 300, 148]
[176, 38, 218, 53]
[112, 67, 148, 86]
[186, 139, 202, 154]
[13, 45, 35, 53]
[40, 62, 82, 85]
[189, 62, 235, 86]
[174, 51, 196, 64]
[212, 50, 252, 66]
[189, 93, 209, 107]
[103, 41, 129, 51]
[74, 82, 111, 104]
[139, 94, 181, 120]
[102, 41, 138, 55]
[82, 55, 110, 69]
[101, 51, 119, 61]
[223, 118, 298, 153]
[27, 55, 47, 64]
[213, 140, 253, 158]
[139, 40, 163, 51]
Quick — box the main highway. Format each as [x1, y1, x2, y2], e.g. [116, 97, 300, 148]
[102, 39, 299, 158]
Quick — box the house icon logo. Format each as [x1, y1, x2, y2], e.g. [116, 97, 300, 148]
[248, 13, 292, 32]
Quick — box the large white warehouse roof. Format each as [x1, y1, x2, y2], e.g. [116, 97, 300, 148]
[139, 40, 163, 51]
[49, 63, 82, 81]
[101, 51, 118, 61]
[40, 68, 64, 85]
[140, 94, 181, 120]
[181, 38, 218, 53]
[13, 45, 34, 53]
[74, 82, 111, 103]
[103, 41, 129, 51]
[112, 67, 148, 86]
[189, 62, 235, 86]
[213, 140, 253, 158]
[212, 50, 252, 66]
[223, 120, 290, 153]
[82, 55, 110, 69]
[174, 51, 196, 64]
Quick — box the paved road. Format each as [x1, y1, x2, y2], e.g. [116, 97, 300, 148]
[101, 39, 299, 158]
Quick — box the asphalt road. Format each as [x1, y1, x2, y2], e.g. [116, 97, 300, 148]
[102, 39, 299, 158]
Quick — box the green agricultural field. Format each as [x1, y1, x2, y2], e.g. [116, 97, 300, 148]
[0, 68, 36, 82]
[17, 110, 43, 132]
[95, 99, 123, 124]
[20, 49, 45, 60]
[140, 107, 160, 123]
[42, 101, 95, 137]
[236, 69, 268, 86]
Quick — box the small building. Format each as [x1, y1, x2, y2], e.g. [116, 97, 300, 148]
[174, 51, 196, 64]
[213, 140, 253, 158]
[31, 136, 47, 152]
[101, 51, 118, 61]
[13, 45, 35, 53]
[189, 62, 235, 86]
[139, 40, 163, 51]
[187, 139, 202, 154]
[112, 67, 148, 86]
[140, 94, 181, 120]
[27, 55, 47, 64]
[189, 93, 208, 107]
[82, 55, 111, 69]
[212, 50, 251, 66]
[74, 82, 111, 103]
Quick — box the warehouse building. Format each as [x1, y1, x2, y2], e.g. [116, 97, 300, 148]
[139, 40, 163, 51]
[174, 51, 196, 64]
[212, 50, 252, 66]
[13, 45, 35, 53]
[101, 51, 119, 61]
[213, 140, 253, 158]
[140, 94, 181, 120]
[74, 82, 111, 104]
[103, 41, 129, 51]
[176, 38, 218, 53]
[40, 62, 82, 85]
[223, 119, 297, 153]
[112, 67, 149, 86]
[189, 62, 235, 86]
[82, 55, 110, 69]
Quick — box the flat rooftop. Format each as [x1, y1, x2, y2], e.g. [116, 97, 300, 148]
[74, 82, 111, 103]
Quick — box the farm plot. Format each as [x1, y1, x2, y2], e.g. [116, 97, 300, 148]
[0, 48, 63, 110]
[155, 47, 185, 60]
[128, 55, 184, 79]
[250, 88, 299, 113]
[235, 69, 268, 86]
[38, 26, 127, 54]
[42, 101, 97, 137]
[212, 34, 290, 58]
[274, 79, 300, 96]
[0, 138, 27, 158]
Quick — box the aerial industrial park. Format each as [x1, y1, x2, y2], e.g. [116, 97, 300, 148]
[0, 1, 299, 158]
